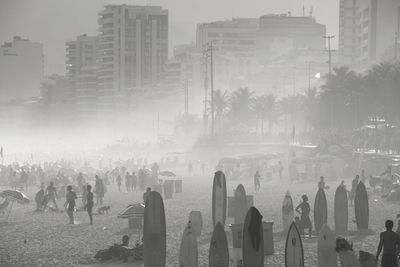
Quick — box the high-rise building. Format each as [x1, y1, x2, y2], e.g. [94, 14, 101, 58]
[257, 14, 326, 61]
[196, 18, 259, 58]
[97, 5, 168, 118]
[66, 34, 98, 123]
[339, 0, 359, 68]
[0, 36, 43, 102]
[339, 0, 400, 70]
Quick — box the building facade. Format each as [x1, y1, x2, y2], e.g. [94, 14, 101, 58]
[66, 34, 98, 123]
[257, 14, 326, 61]
[0, 36, 43, 102]
[97, 5, 168, 119]
[196, 18, 259, 58]
[339, 0, 359, 67]
[339, 0, 400, 70]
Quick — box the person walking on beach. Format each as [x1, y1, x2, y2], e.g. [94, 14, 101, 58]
[376, 220, 400, 266]
[116, 174, 122, 192]
[86, 184, 94, 225]
[125, 172, 131, 192]
[254, 171, 261, 192]
[350, 175, 360, 206]
[64, 185, 77, 224]
[45, 181, 58, 210]
[295, 194, 312, 238]
[95, 175, 105, 205]
[131, 172, 137, 191]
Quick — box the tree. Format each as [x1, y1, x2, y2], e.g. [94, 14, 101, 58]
[211, 90, 230, 134]
[228, 87, 254, 126]
[252, 94, 276, 135]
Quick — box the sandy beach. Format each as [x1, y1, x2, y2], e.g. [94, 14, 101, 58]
[0, 174, 397, 267]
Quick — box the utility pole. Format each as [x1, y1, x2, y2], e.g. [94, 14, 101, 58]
[395, 31, 398, 61]
[324, 35, 335, 128]
[323, 35, 335, 76]
[308, 61, 311, 90]
[209, 41, 215, 138]
[202, 47, 209, 137]
[184, 79, 189, 115]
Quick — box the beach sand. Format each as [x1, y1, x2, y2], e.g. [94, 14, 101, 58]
[0, 175, 396, 266]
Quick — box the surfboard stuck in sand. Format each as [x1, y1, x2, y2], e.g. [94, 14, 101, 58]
[212, 171, 227, 228]
[143, 191, 166, 267]
[285, 222, 304, 267]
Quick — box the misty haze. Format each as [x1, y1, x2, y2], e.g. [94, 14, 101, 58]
[0, 0, 400, 266]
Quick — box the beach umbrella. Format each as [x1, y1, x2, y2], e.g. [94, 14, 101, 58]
[160, 171, 176, 177]
[0, 190, 30, 221]
[118, 203, 145, 219]
[0, 190, 29, 204]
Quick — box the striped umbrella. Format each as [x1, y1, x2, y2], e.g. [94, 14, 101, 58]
[0, 190, 30, 204]
[118, 203, 144, 219]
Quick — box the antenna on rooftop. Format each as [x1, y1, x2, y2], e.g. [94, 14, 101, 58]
[309, 6, 314, 18]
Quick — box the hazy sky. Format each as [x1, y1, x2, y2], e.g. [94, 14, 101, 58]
[0, 0, 339, 75]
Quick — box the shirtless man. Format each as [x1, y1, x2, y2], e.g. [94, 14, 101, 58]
[376, 220, 400, 266]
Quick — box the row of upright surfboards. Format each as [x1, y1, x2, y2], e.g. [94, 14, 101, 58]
[211, 171, 305, 267]
[282, 181, 369, 235]
[142, 171, 369, 266]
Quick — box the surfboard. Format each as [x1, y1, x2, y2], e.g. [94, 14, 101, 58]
[179, 221, 198, 267]
[209, 222, 229, 267]
[143, 191, 166, 267]
[212, 171, 227, 228]
[314, 188, 328, 234]
[355, 181, 369, 230]
[233, 184, 248, 224]
[242, 207, 264, 267]
[188, 211, 202, 237]
[317, 224, 338, 267]
[282, 191, 294, 234]
[334, 185, 348, 233]
[285, 222, 304, 267]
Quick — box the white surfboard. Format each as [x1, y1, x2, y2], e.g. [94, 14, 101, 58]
[179, 221, 198, 267]
[285, 222, 304, 267]
[317, 224, 338, 267]
[189, 211, 203, 238]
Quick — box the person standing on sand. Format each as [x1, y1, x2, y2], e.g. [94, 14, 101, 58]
[125, 172, 131, 192]
[295, 194, 312, 238]
[318, 176, 330, 190]
[376, 220, 400, 266]
[131, 172, 137, 191]
[45, 181, 58, 210]
[64, 185, 77, 224]
[95, 175, 105, 205]
[86, 185, 94, 225]
[254, 171, 261, 192]
[116, 174, 122, 192]
[350, 175, 359, 206]
[143, 187, 151, 203]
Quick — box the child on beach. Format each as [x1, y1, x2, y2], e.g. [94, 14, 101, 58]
[295, 194, 312, 238]
[86, 184, 94, 225]
[64, 185, 77, 224]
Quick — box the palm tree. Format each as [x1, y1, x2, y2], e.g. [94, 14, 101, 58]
[210, 90, 230, 134]
[228, 87, 254, 126]
[252, 94, 276, 135]
[321, 67, 359, 129]
[364, 62, 400, 126]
